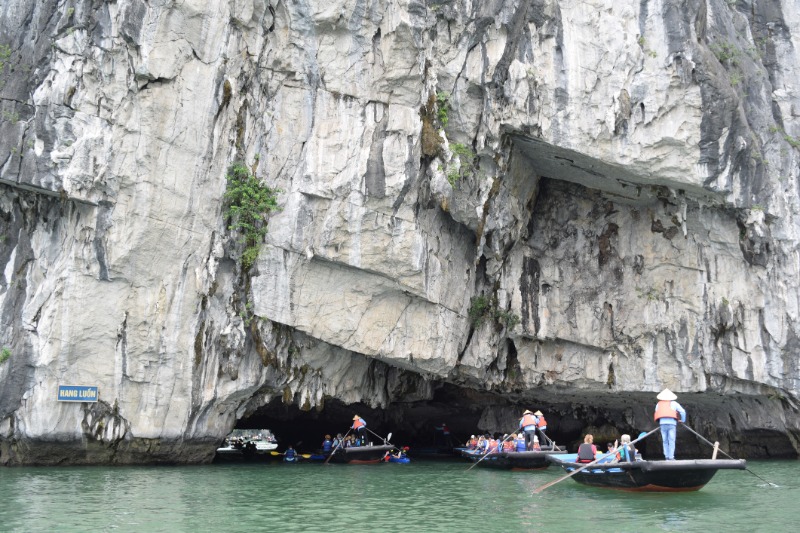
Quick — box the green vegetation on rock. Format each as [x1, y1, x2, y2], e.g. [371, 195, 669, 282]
[224, 163, 281, 269]
[468, 295, 520, 330]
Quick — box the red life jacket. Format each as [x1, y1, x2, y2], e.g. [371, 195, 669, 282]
[536, 416, 547, 428]
[520, 414, 537, 427]
[654, 400, 678, 421]
[352, 418, 366, 429]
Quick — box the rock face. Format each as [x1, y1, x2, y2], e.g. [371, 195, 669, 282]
[1, 0, 800, 464]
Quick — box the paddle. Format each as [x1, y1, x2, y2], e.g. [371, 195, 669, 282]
[679, 421, 778, 487]
[533, 427, 660, 494]
[366, 427, 394, 446]
[324, 428, 352, 465]
[270, 450, 311, 460]
[467, 433, 515, 471]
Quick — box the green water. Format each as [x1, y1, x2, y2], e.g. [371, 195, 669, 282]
[0, 459, 794, 532]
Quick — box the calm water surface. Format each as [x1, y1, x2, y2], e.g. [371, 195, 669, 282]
[0, 459, 795, 532]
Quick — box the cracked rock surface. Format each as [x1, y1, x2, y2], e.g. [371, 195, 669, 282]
[1, 0, 800, 464]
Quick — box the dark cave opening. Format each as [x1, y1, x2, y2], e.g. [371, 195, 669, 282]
[232, 383, 659, 459]
[228, 385, 800, 460]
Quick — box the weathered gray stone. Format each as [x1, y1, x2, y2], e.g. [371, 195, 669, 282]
[2, 0, 800, 464]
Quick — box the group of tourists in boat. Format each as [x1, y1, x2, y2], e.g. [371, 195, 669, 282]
[215, 390, 752, 491]
[459, 409, 566, 470]
[457, 390, 749, 492]
[542, 389, 747, 492]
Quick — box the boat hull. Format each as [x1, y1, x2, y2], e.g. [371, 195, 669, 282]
[326, 444, 395, 464]
[550, 456, 747, 492]
[460, 449, 561, 470]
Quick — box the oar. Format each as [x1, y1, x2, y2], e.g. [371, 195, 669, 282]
[533, 427, 659, 494]
[324, 428, 352, 465]
[270, 451, 311, 458]
[679, 421, 778, 487]
[365, 427, 394, 445]
[467, 434, 514, 471]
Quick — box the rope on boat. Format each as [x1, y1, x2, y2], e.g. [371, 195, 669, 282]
[679, 422, 779, 488]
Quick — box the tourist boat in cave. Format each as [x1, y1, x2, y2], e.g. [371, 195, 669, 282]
[546, 454, 747, 492]
[459, 447, 564, 470]
[214, 429, 279, 462]
[325, 444, 396, 464]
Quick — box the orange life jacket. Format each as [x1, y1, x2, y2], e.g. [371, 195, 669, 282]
[520, 414, 537, 427]
[536, 416, 547, 428]
[654, 400, 678, 421]
[352, 418, 366, 429]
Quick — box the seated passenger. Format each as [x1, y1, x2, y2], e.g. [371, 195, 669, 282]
[322, 434, 333, 452]
[599, 442, 619, 463]
[502, 437, 515, 452]
[618, 434, 638, 462]
[515, 433, 526, 452]
[576, 434, 597, 463]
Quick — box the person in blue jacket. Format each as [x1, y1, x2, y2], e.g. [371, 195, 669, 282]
[322, 434, 332, 453]
[284, 445, 297, 462]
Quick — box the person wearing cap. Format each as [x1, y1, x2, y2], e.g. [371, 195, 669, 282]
[351, 415, 368, 445]
[654, 388, 687, 460]
[519, 409, 539, 451]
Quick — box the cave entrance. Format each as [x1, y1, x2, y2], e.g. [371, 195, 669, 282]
[235, 384, 497, 455]
[231, 382, 658, 457]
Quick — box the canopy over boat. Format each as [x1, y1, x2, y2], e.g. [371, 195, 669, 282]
[547, 454, 747, 492]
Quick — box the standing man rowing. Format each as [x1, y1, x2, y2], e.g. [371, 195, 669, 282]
[654, 389, 686, 460]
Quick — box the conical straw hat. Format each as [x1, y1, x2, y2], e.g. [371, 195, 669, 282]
[657, 388, 678, 401]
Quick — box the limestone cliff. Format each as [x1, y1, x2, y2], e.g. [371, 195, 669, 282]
[1, 0, 799, 465]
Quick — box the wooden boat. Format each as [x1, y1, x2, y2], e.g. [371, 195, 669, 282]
[326, 444, 395, 464]
[459, 447, 564, 470]
[547, 453, 747, 492]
